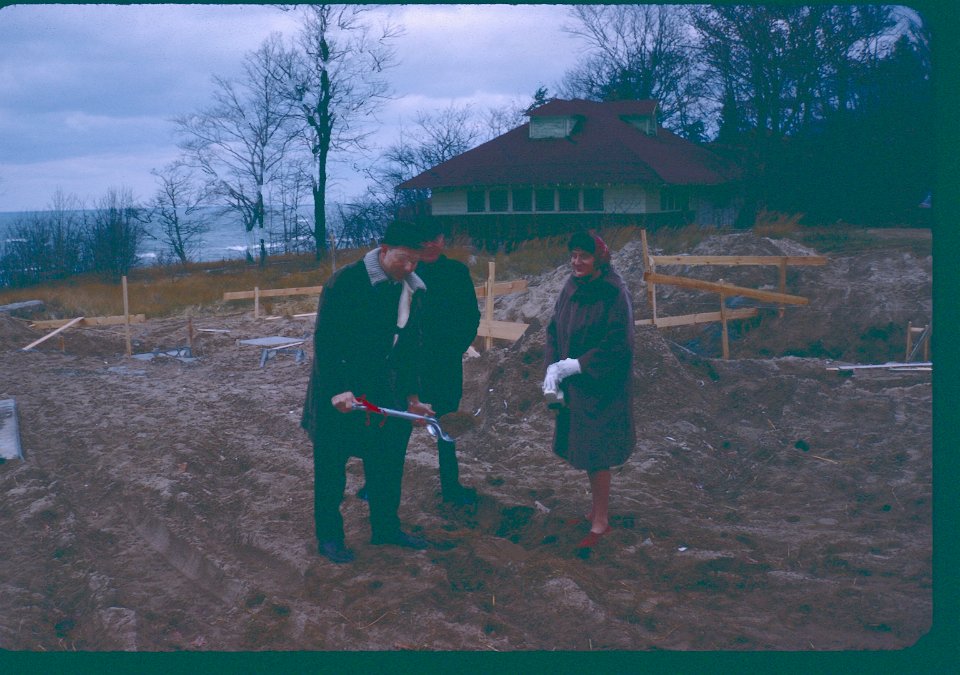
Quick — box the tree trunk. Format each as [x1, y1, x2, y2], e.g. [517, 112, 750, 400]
[313, 183, 327, 261]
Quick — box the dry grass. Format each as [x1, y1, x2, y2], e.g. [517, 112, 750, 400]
[1, 221, 826, 320]
[0, 250, 362, 320]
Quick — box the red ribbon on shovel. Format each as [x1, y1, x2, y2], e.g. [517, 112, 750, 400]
[354, 394, 388, 428]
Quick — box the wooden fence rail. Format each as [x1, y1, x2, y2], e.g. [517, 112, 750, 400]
[223, 263, 530, 345]
[639, 229, 825, 358]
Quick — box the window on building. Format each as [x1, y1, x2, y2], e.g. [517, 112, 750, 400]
[512, 188, 532, 212]
[488, 189, 508, 212]
[467, 190, 486, 213]
[659, 187, 689, 212]
[583, 188, 604, 212]
[558, 188, 579, 212]
[535, 188, 555, 212]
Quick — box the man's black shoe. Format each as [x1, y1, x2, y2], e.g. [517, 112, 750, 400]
[355, 485, 368, 501]
[442, 485, 477, 506]
[370, 530, 428, 549]
[318, 540, 355, 563]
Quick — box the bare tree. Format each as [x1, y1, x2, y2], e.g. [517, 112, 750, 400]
[689, 5, 896, 139]
[366, 103, 485, 222]
[86, 187, 147, 282]
[0, 189, 87, 287]
[267, 158, 315, 254]
[688, 5, 898, 221]
[148, 163, 211, 265]
[175, 33, 301, 263]
[559, 5, 704, 137]
[284, 4, 402, 259]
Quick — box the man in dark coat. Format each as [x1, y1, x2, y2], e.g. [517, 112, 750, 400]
[415, 219, 481, 504]
[357, 219, 481, 504]
[301, 220, 435, 564]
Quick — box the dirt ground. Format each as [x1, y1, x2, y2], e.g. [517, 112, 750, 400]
[0, 229, 933, 655]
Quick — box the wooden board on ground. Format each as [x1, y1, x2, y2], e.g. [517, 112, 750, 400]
[826, 361, 932, 372]
[0, 300, 45, 314]
[223, 286, 323, 301]
[31, 314, 147, 329]
[477, 319, 529, 342]
[0, 398, 23, 461]
[237, 337, 306, 348]
[22, 316, 85, 351]
[636, 307, 758, 328]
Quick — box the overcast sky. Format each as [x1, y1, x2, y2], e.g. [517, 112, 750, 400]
[0, 3, 585, 212]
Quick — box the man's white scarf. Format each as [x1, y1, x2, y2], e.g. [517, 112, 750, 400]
[362, 248, 425, 346]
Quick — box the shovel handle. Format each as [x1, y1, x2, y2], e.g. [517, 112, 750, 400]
[350, 402, 455, 443]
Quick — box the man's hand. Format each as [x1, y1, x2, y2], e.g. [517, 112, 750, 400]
[331, 391, 357, 413]
[552, 358, 581, 381]
[406, 395, 435, 425]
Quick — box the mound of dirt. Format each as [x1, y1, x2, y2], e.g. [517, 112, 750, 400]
[0, 230, 931, 653]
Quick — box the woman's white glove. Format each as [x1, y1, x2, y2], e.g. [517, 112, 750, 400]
[553, 358, 581, 381]
[542, 364, 563, 403]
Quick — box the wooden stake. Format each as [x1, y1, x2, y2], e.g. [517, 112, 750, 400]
[484, 262, 495, 350]
[719, 281, 730, 360]
[254, 286, 260, 319]
[905, 320, 913, 362]
[640, 229, 657, 325]
[187, 316, 194, 354]
[122, 275, 132, 357]
[778, 259, 787, 318]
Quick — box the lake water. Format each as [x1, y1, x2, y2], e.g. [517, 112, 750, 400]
[0, 207, 317, 264]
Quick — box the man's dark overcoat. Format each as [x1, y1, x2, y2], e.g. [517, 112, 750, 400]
[301, 250, 424, 451]
[545, 267, 635, 471]
[416, 255, 481, 415]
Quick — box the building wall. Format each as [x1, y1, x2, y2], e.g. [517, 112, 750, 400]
[604, 186, 648, 213]
[424, 183, 741, 247]
[431, 190, 466, 215]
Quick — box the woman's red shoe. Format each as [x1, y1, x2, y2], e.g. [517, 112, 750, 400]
[576, 525, 612, 549]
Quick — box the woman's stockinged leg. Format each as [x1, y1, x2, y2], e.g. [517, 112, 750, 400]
[587, 469, 611, 533]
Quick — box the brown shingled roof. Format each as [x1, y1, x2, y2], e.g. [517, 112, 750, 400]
[399, 99, 738, 190]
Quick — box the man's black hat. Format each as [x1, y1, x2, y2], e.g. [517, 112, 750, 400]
[382, 220, 426, 249]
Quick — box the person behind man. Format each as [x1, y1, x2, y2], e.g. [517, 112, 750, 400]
[414, 218, 482, 504]
[356, 218, 481, 505]
[301, 220, 434, 564]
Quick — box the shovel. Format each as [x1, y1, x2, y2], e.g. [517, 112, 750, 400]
[351, 398, 455, 443]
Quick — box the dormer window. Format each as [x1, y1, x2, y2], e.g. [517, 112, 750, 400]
[529, 115, 582, 139]
[622, 114, 656, 136]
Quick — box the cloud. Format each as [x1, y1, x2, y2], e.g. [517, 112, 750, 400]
[1, 147, 182, 210]
[0, 4, 580, 212]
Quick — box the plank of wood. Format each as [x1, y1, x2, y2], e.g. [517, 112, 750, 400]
[0, 398, 23, 461]
[475, 279, 529, 298]
[223, 285, 323, 301]
[22, 316, 85, 351]
[31, 314, 146, 329]
[650, 255, 828, 266]
[238, 337, 305, 349]
[477, 319, 529, 342]
[826, 361, 932, 371]
[0, 300, 45, 313]
[636, 307, 758, 328]
[643, 272, 809, 305]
